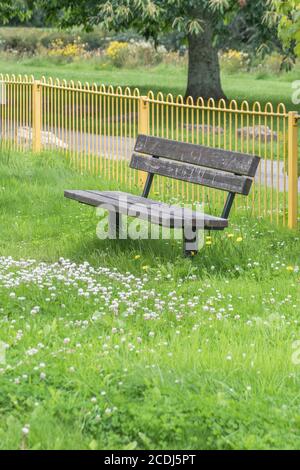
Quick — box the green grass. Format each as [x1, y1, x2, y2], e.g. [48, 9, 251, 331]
[0, 149, 299, 450]
[0, 56, 299, 111]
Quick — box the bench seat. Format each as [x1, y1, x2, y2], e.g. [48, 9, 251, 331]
[64, 190, 228, 230]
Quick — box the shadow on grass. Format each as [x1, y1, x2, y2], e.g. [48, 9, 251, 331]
[68, 234, 183, 264]
[65, 209, 299, 281]
[65, 226, 236, 280]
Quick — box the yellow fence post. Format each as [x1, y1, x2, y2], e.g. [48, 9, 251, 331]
[138, 95, 149, 187]
[32, 80, 41, 152]
[288, 111, 298, 229]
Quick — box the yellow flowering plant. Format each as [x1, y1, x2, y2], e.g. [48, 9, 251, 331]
[48, 38, 86, 58]
[219, 49, 249, 74]
[106, 41, 129, 67]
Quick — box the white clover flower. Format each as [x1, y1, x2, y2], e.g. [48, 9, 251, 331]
[22, 425, 30, 435]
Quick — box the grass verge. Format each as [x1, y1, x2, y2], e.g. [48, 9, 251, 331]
[0, 150, 299, 449]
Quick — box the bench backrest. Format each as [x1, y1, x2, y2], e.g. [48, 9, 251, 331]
[130, 134, 260, 196]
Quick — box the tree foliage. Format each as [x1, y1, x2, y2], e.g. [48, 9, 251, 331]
[266, 0, 300, 57]
[40, 0, 246, 38]
[222, 1, 281, 57]
[39, 1, 280, 58]
[0, 0, 30, 25]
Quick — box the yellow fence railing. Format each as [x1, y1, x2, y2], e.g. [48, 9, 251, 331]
[0, 73, 299, 228]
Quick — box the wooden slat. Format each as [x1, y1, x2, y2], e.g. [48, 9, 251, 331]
[90, 191, 226, 225]
[130, 154, 253, 195]
[135, 134, 260, 177]
[64, 190, 199, 228]
[64, 190, 228, 229]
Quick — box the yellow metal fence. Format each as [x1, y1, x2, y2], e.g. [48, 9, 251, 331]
[0, 73, 299, 228]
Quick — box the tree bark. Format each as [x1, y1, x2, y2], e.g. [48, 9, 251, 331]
[185, 24, 226, 101]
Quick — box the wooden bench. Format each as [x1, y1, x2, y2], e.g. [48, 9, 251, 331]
[64, 134, 260, 256]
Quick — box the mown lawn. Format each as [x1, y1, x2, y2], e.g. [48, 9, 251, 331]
[0, 56, 299, 110]
[0, 149, 299, 450]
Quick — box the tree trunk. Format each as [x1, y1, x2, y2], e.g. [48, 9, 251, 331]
[185, 25, 226, 101]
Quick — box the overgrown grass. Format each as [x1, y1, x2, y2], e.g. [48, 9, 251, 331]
[0, 149, 299, 450]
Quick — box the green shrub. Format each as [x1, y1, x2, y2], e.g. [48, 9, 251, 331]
[81, 31, 108, 51]
[105, 40, 166, 68]
[105, 41, 129, 67]
[0, 33, 39, 54]
[219, 49, 249, 74]
[48, 37, 86, 59]
[0, 28, 109, 56]
[162, 51, 187, 67]
[262, 52, 284, 74]
[40, 31, 76, 49]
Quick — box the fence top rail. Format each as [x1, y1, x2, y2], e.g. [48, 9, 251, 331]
[0, 72, 291, 118]
[0, 73, 35, 84]
[39, 77, 141, 98]
[40, 82, 142, 99]
[146, 96, 288, 118]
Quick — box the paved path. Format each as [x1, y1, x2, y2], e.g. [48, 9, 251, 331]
[8, 125, 300, 193]
[61, 130, 300, 193]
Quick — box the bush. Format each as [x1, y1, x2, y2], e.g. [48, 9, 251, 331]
[0, 33, 39, 54]
[40, 32, 76, 49]
[129, 41, 166, 67]
[253, 53, 292, 77]
[219, 49, 249, 74]
[105, 41, 129, 67]
[106, 40, 166, 68]
[81, 31, 108, 51]
[162, 51, 187, 67]
[0, 28, 109, 56]
[48, 37, 86, 59]
[261, 52, 284, 74]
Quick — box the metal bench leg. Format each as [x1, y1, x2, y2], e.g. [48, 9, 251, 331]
[109, 211, 122, 239]
[183, 226, 198, 257]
